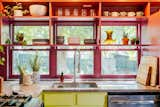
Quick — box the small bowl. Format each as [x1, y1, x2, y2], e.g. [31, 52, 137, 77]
[29, 4, 47, 16]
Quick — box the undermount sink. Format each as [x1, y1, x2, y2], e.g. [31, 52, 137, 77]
[53, 82, 98, 88]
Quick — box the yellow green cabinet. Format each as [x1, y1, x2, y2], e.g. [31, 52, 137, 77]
[42, 91, 107, 107]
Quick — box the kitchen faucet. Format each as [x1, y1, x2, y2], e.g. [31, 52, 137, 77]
[73, 49, 80, 83]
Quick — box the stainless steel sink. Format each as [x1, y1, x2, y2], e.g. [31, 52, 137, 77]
[53, 82, 98, 88]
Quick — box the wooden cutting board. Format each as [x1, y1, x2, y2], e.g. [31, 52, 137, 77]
[136, 56, 158, 86]
[136, 64, 152, 86]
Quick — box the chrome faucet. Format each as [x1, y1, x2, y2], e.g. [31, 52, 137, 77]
[73, 49, 80, 83]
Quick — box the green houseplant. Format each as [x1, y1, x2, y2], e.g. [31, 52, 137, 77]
[30, 53, 41, 84]
[0, 46, 5, 66]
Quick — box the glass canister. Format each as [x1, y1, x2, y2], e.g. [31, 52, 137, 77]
[65, 8, 70, 16]
[73, 8, 79, 16]
[81, 8, 87, 16]
[57, 8, 63, 16]
[90, 9, 96, 16]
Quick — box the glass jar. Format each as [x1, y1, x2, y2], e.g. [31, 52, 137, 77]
[57, 8, 63, 16]
[81, 9, 87, 16]
[73, 8, 78, 16]
[90, 9, 96, 16]
[65, 8, 70, 16]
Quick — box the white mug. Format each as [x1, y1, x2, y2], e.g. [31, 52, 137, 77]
[103, 11, 109, 16]
[120, 12, 127, 16]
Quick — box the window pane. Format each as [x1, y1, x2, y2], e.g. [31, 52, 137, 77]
[57, 26, 93, 44]
[101, 26, 136, 44]
[57, 51, 93, 75]
[12, 51, 49, 75]
[14, 26, 49, 44]
[101, 51, 138, 75]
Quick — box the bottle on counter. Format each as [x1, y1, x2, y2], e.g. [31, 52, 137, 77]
[60, 72, 64, 83]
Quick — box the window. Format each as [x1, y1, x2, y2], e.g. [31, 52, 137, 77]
[12, 50, 49, 75]
[57, 51, 94, 75]
[101, 51, 138, 75]
[14, 26, 49, 44]
[101, 24, 138, 75]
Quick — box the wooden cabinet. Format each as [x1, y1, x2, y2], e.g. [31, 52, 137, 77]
[42, 92, 107, 107]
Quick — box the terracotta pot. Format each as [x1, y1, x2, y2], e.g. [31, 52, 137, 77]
[122, 38, 129, 45]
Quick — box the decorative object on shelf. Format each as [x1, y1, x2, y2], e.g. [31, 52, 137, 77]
[32, 39, 49, 45]
[29, 4, 47, 16]
[68, 37, 80, 45]
[130, 38, 136, 45]
[122, 32, 129, 45]
[0, 46, 5, 66]
[104, 30, 116, 44]
[30, 52, 41, 84]
[3, 3, 29, 16]
[127, 12, 136, 16]
[136, 11, 144, 16]
[56, 36, 64, 44]
[84, 39, 96, 44]
[15, 32, 27, 45]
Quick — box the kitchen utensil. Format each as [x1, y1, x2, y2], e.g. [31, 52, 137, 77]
[29, 4, 47, 16]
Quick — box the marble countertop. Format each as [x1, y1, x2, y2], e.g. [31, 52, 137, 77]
[2, 80, 160, 97]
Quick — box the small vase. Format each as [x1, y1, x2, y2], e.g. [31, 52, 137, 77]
[32, 72, 40, 84]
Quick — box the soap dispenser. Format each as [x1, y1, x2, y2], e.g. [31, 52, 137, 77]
[60, 72, 64, 83]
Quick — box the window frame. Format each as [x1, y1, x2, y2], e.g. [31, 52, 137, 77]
[8, 21, 141, 79]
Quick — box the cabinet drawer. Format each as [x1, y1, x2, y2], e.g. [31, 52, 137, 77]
[77, 92, 106, 106]
[44, 92, 75, 106]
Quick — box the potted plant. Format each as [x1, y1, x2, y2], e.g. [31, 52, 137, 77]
[122, 32, 129, 45]
[130, 38, 136, 45]
[3, 3, 29, 16]
[0, 46, 5, 66]
[17, 64, 26, 84]
[30, 53, 41, 84]
[135, 38, 140, 44]
[15, 32, 27, 45]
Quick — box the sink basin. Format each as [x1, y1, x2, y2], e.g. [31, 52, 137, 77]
[53, 82, 98, 88]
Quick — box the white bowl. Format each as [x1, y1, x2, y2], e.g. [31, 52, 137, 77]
[29, 4, 47, 16]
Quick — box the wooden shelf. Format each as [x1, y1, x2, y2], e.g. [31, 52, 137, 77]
[101, 16, 148, 21]
[51, 16, 99, 21]
[2, 16, 50, 21]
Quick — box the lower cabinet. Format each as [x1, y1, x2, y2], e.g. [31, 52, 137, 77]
[42, 92, 107, 107]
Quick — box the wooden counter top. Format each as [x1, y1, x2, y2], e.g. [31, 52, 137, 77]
[2, 80, 160, 97]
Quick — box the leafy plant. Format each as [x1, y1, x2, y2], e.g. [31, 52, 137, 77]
[3, 3, 29, 16]
[17, 65, 26, 75]
[30, 53, 41, 72]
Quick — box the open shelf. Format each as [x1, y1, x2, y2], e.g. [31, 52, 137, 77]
[1, 16, 50, 21]
[101, 16, 148, 22]
[51, 16, 99, 21]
